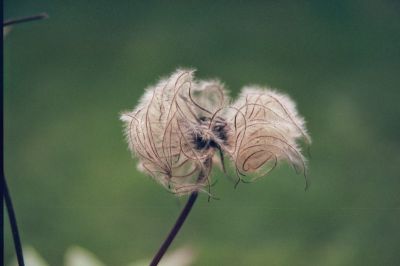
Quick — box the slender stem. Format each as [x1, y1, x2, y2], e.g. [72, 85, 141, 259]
[3, 13, 48, 27]
[150, 191, 198, 266]
[3, 176, 25, 266]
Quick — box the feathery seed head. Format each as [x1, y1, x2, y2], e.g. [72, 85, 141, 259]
[121, 69, 310, 195]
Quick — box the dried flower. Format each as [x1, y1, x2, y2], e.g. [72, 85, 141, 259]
[121, 69, 310, 195]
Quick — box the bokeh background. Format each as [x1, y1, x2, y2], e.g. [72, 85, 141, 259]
[4, 1, 400, 265]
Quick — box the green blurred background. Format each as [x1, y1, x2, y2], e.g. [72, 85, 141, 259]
[4, 1, 400, 265]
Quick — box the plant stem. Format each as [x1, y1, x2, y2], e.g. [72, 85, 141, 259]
[3, 176, 25, 266]
[149, 191, 198, 266]
[3, 13, 48, 27]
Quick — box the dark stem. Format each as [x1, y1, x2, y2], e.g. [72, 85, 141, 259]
[3, 176, 25, 266]
[217, 146, 227, 174]
[3, 13, 48, 27]
[149, 191, 198, 266]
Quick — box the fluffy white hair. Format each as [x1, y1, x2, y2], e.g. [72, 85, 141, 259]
[121, 69, 310, 195]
